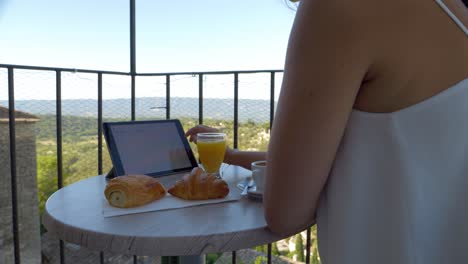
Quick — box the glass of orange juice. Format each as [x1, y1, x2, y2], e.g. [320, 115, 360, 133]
[197, 133, 227, 177]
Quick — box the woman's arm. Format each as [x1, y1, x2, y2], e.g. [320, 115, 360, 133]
[264, 0, 376, 236]
[224, 148, 266, 170]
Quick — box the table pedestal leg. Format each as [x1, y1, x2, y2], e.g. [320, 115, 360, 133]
[178, 255, 205, 264]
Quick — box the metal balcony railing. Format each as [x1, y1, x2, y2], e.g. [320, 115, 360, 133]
[0, 0, 317, 263]
[1, 63, 317, 264]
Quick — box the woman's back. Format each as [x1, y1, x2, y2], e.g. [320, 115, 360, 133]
[317, 78, 468, 263]
[354, 0, 467, 113]
[317, 1, 468, 263]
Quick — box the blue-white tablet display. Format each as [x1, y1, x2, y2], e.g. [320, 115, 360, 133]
[104, 120, 197, 177]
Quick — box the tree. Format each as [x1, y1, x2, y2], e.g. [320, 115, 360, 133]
[295, 234, 305, 262]
[254, 256, 267, 264]
[254, 244, 267, 253]
[312, 246, 320, 264]
[272, 242, 280, 256]
[37, 155, 58, 215]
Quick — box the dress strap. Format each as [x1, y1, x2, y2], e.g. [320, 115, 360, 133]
[435, 0, 468, 36]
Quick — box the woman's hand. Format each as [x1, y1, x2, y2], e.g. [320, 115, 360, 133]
[184, 125, 220, 143]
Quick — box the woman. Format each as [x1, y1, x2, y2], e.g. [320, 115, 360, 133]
[186, 0, 468, 262]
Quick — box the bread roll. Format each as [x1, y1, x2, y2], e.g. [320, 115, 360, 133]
[104, 174, 166, 208]
[168, 167, 229, 200]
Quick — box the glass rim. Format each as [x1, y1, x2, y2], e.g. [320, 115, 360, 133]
[197, 132, 226, 137]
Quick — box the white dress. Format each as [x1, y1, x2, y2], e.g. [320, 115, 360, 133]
[316, 3, 468, 263]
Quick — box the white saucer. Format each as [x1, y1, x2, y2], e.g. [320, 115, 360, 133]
[247, 189, 263, 200]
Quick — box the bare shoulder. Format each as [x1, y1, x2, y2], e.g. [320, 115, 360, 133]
[292, 0, 410, 47]
[286, 0, 392, 79]
[295, 0, 403, 22]
[296, 0, 423, 28]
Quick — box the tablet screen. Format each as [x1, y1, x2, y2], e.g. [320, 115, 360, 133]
[104, 120, 197, 177]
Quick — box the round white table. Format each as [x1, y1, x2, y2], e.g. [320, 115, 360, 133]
[42, 165, 284, 263]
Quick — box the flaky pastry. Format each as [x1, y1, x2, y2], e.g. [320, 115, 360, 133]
[168, 167, 229, 200]
[104, 174, 166, 208]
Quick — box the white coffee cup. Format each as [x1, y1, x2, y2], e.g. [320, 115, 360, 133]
[251, 160, 267, 192]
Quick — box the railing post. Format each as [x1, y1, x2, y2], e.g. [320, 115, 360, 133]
[270, 72, 275, 130]
[56, 71, 63, 190]
[268, 243, 272, 263]
[233, 73, 239, 149]
[98, 73, 103, 175]
[199, 74, 203, 124]
[166, 74, 171, 120]
[306, 227, 312, 263]
[130, 0, 136, 121]
[97, 73, 105, 264]
[8, 67, 21, 264]
[55, 70, 65, 264]
[131, 76, 136, 120]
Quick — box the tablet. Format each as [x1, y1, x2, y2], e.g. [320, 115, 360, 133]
[103, 119, 198, 177]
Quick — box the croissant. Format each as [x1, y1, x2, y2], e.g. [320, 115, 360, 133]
[104, 174, 166, 208]
[168, 167, 229, 200]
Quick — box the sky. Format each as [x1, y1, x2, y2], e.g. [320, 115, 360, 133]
[0, 0, 296, 100]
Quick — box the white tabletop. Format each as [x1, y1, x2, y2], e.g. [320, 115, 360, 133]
[42, 165, 284, 256]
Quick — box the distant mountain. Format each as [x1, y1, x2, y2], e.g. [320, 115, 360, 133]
[0, 97, 276, 123]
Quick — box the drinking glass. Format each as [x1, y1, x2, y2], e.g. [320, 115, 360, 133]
[196, 133, 227, 177]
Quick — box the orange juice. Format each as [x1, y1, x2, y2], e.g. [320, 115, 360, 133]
[197, 140, 226, 173]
